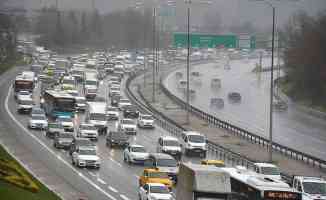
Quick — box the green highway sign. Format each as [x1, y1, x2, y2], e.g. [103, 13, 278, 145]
[173, 33, 256, 49]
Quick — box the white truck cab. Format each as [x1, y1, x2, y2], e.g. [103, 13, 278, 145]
[292, 176, 326, 200]
[253, 162, 282, 181]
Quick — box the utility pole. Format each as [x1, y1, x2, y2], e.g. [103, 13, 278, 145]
[186, 1, 191, 124]
[152, 7, 156, 103]
[269, 6, 275, 162]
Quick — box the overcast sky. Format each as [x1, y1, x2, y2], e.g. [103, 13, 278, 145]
[12, 0, 326, 30]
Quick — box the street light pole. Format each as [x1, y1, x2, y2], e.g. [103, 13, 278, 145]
[269, 6, 275, 162]
[186, 1, 191, 125]
[152, 7, 156, 102]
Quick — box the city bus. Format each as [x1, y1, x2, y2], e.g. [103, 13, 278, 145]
[42, 90, 76, 118]
[221, 166, 302, 200]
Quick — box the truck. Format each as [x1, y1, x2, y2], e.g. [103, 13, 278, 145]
[292, 176, 326, 200]
[13, 72, 35, 94]
[176, 163, 233, 200]
[84, 70, 98, 99]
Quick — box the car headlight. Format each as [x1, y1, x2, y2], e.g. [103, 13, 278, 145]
[78, 159, 86, 163]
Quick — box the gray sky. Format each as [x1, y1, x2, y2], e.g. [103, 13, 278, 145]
[13, 0, 326, 30]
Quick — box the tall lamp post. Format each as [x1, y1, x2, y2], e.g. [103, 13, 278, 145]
[185, 0, 191, 125]
[250, 0, 300, 162]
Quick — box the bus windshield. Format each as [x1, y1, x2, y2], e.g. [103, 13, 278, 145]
[15, 81, 33, 91]
[55, 98, 75, 111]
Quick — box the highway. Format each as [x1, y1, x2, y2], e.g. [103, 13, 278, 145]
[164, 57, 326, 160]
[1, 63, 236, 200]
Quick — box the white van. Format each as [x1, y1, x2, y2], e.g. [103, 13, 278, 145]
[181, 131, 207, 158]
[86, 102, 108, 135]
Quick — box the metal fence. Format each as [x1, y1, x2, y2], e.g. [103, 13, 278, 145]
[159, 74, 326, 170]
[124, 71, 294, 182]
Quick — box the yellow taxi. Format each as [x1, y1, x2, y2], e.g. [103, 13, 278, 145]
[201, 159, 226, 167]
[139, 168, 173, 190]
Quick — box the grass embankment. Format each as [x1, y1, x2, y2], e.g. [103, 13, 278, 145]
[278, 78, 326, 113]
[0, 55, 61, 200]
[0, 145, 61, 200]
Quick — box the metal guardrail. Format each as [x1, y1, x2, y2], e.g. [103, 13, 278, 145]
[124, 70, 292, 182]
[159, 73, 326, 170]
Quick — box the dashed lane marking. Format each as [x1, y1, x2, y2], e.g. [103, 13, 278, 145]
[109, 157, 122, 167]
[5, 86, 118, 200]
[108, 186, 118, 193]
[97, 177, 107, 185]
[120, 194, 131, 200]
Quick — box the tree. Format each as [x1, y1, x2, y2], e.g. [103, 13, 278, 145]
[282, 11, 326, 105]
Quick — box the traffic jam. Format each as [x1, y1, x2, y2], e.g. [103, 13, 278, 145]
[11, 46, 326, 200]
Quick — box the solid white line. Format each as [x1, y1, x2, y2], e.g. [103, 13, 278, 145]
[119, 194, 131, 200]
[88, 171, 97, 177]
[5, 86, 118, 200]
[108, 186, 118, 193]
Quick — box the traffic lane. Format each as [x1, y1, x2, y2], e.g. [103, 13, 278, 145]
[4, 83, 119, 199]
[165, 61, 326, 159]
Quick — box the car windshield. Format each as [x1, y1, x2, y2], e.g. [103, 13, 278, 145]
[120, 99, 130, 103]
[32, 115, 46, 120]
[90, 113, 106, 121]
[62, 79, 75, 85]
[157, 159, 177, 167]
[150, 185, 170, 194]
[32, 108, 44, 114]
[163, 140, 179, 147]
[142, 116, 153, 120]
[49, 123, 61, 128]
[261, 167, 280, 175]
[122, 120, 135, 125]
[148, 172, 169, 179]
[80, 125, 96, 130]
[77, 140, 93, 146]
[303, 182, 326, 195]
[131, 147, 146, 152]
[86, 80, 97, 85]
[58, 117, 72, 122]
[60, 133, 73, 139]
[76, 98, 86, 103]
[188, 135, 205, 143]
[20, 99, 33, 105]
[107, 107, 118, 112]
[79, 149, 96, 155]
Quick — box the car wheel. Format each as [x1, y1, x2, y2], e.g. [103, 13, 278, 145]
[123, 153, 127, 162]
[138, 194, 141, 200]
[127, 156, 132, 164]
[72, 158, 75, 166]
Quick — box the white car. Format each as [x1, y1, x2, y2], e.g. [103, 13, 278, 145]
[138, 183, 173, 200]
[118, 98, 132, 110]
[75, 96, 87, 111]
[117, 118, 137, 135]
[157, 136, 182, 159]
[56, 116, 74, 132]
[123, 144, 149, 164]
[28, 114, 48, 130]
[78, 123, 98, 141]
[17, 96, 34, 113]
[107, 106, 119, 120]
[137, 114, 155, 128]
[71, 147, 100, 168]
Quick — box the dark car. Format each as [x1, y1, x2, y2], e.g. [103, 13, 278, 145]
[123, 105, 139, 118]
[111, 94, 121, 107]
[46, 122, 64, 138]
[106, 131, 129, 148]
[228, 92, 241, 102]
[69, 137, 96, 155]
[53, 132, 74, 149]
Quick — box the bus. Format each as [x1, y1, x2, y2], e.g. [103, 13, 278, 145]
[221, 166, 302, 200]
[13, 71, 35, 93]
[42, 90, 76, 118]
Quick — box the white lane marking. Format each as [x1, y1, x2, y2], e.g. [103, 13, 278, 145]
[108, 186, 118, 193]
[97, 177, 107, 185]
[120, 194, 131, 200]
[5, 86, 118, 200]
[88, 171, 97, 177]
[109, 157, 122, 167]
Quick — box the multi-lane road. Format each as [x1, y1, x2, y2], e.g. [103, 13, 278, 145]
[164, 57, 326, 160]
[0, 63, 238, 200]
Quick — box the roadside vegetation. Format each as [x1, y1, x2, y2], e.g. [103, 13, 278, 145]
[281, 11, 326, 111]
[0, 145, 61, 200]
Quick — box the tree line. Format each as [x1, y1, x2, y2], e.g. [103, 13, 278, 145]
[34, 7, 160, 50]
[282, 11, 326, 107]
